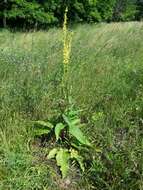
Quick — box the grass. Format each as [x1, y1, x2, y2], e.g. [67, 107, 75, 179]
[0, 22, 143, 190]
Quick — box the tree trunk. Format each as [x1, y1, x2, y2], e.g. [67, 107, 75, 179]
[3, 13, 6, 28]
[3, 0, 7, 28]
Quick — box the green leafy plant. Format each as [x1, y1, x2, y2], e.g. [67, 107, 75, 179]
[33, 103, 91, 178]
[32, 8, 92, 178]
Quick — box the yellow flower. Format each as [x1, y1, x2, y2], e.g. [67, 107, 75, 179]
[62, 7, 73, 99]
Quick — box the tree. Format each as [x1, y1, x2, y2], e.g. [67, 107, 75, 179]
[0, 0, 141, 29]
[136, 0, 143, 20]
[113, 0, 137, 21]
[96, 0, 116, 22]
[8, 0, 57, 28]
[3, 0, 7, 27]
[0, 0, 8, 27]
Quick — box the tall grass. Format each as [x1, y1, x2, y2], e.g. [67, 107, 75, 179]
[0, 22, 143, 189]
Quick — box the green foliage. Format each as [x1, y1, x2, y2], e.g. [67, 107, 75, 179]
[135, 0, 143, 20]
[70, 149, 85, 172]
[96, 0, 116, 21]
[47, 147, 85, 178]
[33, 121, 54, 136]
[113, 0, 138, 21]
[0, 0, 143, 28]
[63, 114, 91, 146]
[47, 148, 58, 159]
[0, 0, 57, 28]
[55, 123, 65, 141]
[33, 105, 91, 178]
[55, 148, 70, 179]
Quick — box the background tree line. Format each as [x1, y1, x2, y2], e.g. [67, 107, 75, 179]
[0, 0, 143, 29]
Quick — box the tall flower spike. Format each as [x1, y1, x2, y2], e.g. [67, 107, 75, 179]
[62, 7, 73, 100]
[63, 7, 72, 66]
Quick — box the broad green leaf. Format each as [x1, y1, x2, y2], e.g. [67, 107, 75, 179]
[47, 148, 58, 159]
[56, 148, 70, 178]
[69, 125, 91, 146]
[34, 121, 54, 129]
[34, 128, 51, 136]
[70, 149, 85, 172]
[63, 114, 71, 126]
[71, 119, 81, 125]
[55, 123, 65, 141]
[63, 115, 91, 146]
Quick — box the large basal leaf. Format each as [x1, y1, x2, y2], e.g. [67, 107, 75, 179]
[63, 115, 91, 146]
[34, 128, 51, 136]
[55, 123, 66, 141]
[70, 149, 85, 172]
[56, 148, 70, 178]
[33, 120, 54, 136]
[70, 125, 91, 146]
[34, 121, 54, 129]
[47, 148, 58, 159]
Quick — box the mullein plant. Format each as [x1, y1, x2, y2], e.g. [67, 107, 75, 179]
[62, 7, 73, 101]
[32, 8, 92, 179]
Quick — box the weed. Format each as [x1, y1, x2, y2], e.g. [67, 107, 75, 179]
[32, 8, 91, 179]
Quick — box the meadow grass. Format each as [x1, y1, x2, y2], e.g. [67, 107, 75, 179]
[0, 22, 143, 190]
